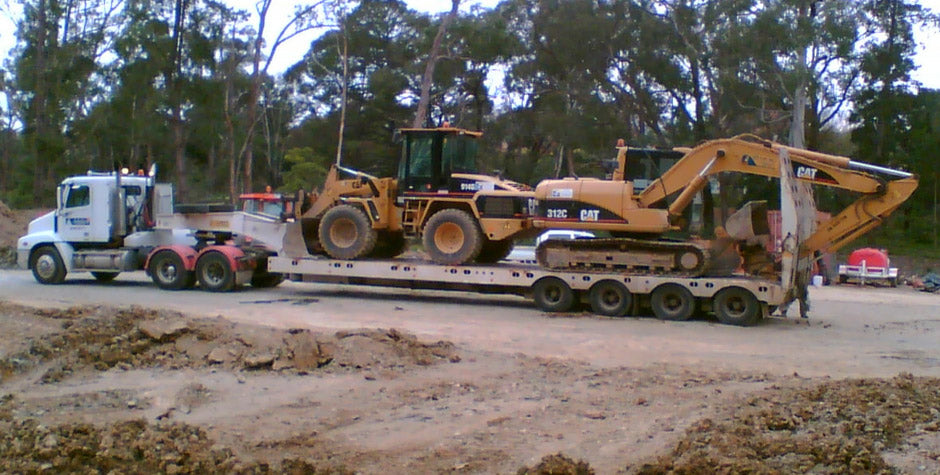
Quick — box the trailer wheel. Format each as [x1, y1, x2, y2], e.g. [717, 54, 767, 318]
[91, 272, 119, 282]
[31, 246, 67, 284]
[423, 209, 484, 265]
[196, 252, 236, 292]
[149, 251, 193, 290]
[651, 283, 694, 321]
[532, 277, 576, 313]
[588, 280, 632, 317]
[713, 287, 761, 326]
[476, 238, 513, 264]
[319, 205, 377, 260]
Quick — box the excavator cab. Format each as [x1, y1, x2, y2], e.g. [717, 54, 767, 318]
[396, 127, 482, 193]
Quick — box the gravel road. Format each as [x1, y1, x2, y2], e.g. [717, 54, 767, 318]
[2, 269, 938, 379]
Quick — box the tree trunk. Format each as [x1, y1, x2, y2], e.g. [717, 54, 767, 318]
[31, 0, 48, 205]
[170, 0, 189, 200]
[412, 0, 460, 128]
[336, 28, 348, 166]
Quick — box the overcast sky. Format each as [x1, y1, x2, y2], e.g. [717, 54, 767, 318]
[0, 0, 937, 90]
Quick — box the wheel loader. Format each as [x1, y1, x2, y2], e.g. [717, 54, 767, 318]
[297, 127, 537, 265]
[531, 134, 918, 277]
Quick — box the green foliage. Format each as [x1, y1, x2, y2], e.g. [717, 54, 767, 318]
[279, 147, 330, 193]
[0, 0, 937, 251]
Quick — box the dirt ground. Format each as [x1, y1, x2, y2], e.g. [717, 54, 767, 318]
[0, 201, 45, 267]
[1, 300, 938, 474]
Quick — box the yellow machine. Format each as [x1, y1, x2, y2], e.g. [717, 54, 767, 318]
[299, 127, 537, 265]
[533, 135, 918, 275]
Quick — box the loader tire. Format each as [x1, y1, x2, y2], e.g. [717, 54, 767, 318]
[422, 209, 484, 265]
[476, 238, 513, 263]
[319, 205, 378, 260]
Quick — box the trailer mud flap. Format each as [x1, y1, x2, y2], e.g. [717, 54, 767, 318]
[778, 148, 817, 317]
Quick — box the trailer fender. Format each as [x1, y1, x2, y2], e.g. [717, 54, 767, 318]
[146, 245, 198, 272]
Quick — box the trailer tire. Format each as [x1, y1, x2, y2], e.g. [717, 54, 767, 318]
[319, 205, 377, 260]
[651, 283, 695, 321]
[476, 239, 513, 263]
[588, 280, 632, 317]
[713, 287, 761, 326]
[423, 209, 483, 265]
[31, 246, 67, 284]
[532, 277, 576, 313]
[196, 252, 236, 292]
[149, 251, 193, 290]
[91, 272, 119, 282]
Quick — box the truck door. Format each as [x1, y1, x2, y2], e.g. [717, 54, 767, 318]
[58, 182, 108, 242]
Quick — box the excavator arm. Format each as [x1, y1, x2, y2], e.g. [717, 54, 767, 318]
[631, 135, 917, 257]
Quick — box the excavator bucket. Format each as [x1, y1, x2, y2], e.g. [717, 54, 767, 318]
[778, 148, 817, 317]
[724, 200, 769, 244]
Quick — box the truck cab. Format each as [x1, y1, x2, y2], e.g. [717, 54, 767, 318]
[16, 170, 188, 283]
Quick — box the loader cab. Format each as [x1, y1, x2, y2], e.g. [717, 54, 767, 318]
[397, 127, 482, 193]
[608, 148, 685, 192]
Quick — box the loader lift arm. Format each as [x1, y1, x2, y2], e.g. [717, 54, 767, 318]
[632, 135, 918, 257]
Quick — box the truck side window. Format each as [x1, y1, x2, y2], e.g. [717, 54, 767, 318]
[65, 185, 90, 208]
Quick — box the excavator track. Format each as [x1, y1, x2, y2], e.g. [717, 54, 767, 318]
[536, 237, 737, 277]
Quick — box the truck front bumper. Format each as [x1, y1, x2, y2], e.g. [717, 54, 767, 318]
[16, 238, 31, 269]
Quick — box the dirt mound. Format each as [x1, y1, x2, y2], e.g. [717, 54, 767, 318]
[636, 374, 940, 474]
[518, 453, 595, 474]
[0, 304, 459, 383]
[0, 397, 347, 474]
[0, 204, 45, 253]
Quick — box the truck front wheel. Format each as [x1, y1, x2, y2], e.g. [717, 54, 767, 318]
[31, 246, 67, 284]
[422, 209, 483, 265]
[319, 205, 378, 260]
[149, 251, 194, 290]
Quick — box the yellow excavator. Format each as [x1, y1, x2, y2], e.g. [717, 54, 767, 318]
[532, 134, 918, 276]
[297, 127, 538, 265]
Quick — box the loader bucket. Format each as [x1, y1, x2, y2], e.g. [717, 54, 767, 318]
[280, 221, 313, 259]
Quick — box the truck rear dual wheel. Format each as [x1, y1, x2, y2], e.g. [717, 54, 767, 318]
[423, 209, 484, 265]
[197, 252, 237, 292]
[319, 205, 378, 260]
[31, 246, 67, 284]
[149, 251, 195, 290]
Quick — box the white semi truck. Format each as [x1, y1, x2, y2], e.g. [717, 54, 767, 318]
[16, 168, 289, 292]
